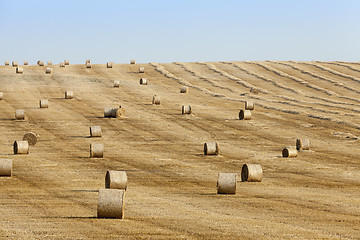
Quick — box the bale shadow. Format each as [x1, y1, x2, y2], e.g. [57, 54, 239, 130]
[70, 189, 99, 193]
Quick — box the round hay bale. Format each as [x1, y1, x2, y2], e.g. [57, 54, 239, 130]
[65, 91, 73, 99]
[0, 159, 12, 176]
[24, 61, 28, 66]
[0, 92, 3, 100]
[16, 67, 23, 74]
[38, 61, 44, 66]
[104, 107, 125, 118]
[90, 143, 103, 158]
[39, 99, 49, 108]
[296, 138, 310, 150]
[107, 62, 113, 68]
[113, 81, 120, 88]
[15, 109, 25, 120]
[85, 60, 91, 64]
[239, 109, 251, 120]
[250, 88, 259, 94]
[241, 164, 262, 182]
[23, 132, 38, 146]
[12, 61, 18, 67]
[86, 62, 92, 68]
[4, 61, 10, 66]
[47, 61, 52, 66]
[59, 62, 65, 68]
[64, 60, 70, 65]
[180, 86, 188, 93]
[105, 170, 127, 190]
[13, 140, 29, 154]
[217, 173, 236, 194]
[182, 105, 191, 115]
[45, 67, 52, 74]
[139, 78, 148, 85]
[130, 60, 136, 64]
[152, 95, 160, 105]
[204, 142, 219, 155]
[245, 101, 254, 110]
[282, 147, 297, 158]
[90, 126, 102, 137]
[139, 67, 144, 73]
[97, 189, 125, 219]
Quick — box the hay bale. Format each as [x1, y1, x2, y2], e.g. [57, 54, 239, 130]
[245, 101, 254, 110]
[45, 67, 52, 74]
[47, 61, 52, 66]
[15, 109, 25, 120]
[0, 159, 12, 176]
[217, 173, 236, 194]
[85, 60, 91, 64]
[239, 109, 251, 120]
[182, 105, 191, 115]
[12, 61, 18, 67]
[296, 138, 310, 150]
[86, 62, 92, 68]
[64, 60, 70, 65]
[39, 99, 49, 108]
[250, 88, 259, 94]
[59, 62, 65, 68]
[37, 61, 44, 66]
[107, 62, 113, 68]
[90, 143, 103, 158]
[180, 86, 188, 93]
[139, 67, 144, 73]
[24, 61, 28, 65]
[97, 189, 125, 219]
[113, 81, 120, 88]
[152, 95, 160, 105]
[105, 170, 127, 190]
[16, 67, 23, 74]
[65, 91, 73, 99]
[204, 142, 219, 155]
[90, 126, 102, 137]
[139, 78, 148, 85]
[241, 164, 262, 182]
[130, 60, 136, 64]
[13, 140, 29, 154]
[23, 132, 38, 146]
[282, 147, 297, 158]
[4, 61, 9, 66]
[104, 107, 125, 118]
[0, 92, 3, 100]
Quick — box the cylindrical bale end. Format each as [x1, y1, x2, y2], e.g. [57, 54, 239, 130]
[15, 109, 25, 120]
[204, 142, 220, 155]
[130, 60, 136, 64]
[23, 132, 38, 146]
[16, 67, 23, 74]
[12, 61, 18, 67]
[180, 86, 188, 93]
[47, 61, 52, 65]
[13, 141, 29, 154]
[86, 63, 92, 68]
[65, 91, 73, 99]
[245, 101, 254, 110]
[113, 81, 120, 88]
[40, 99, 49, 108]
[239, 109, 251, 120]
[38, 61, 44, 66]
[282, 147, 298, 158]
[59, 62, 65, 67]
[139, 67, 145, 73]
[0, 159, 12, 176]
[0, 92, 3, 100]
[217, 173, 236, 194]
[64, 60, 70, 65]
[97, 189, 125, 219]
[139, 78, 148, 85]
[296, 138, 310, 150]
[24, 61, 29, 65]
[107, 62, 113, 68]
[90, 126, 102, 137]
[241, 164, 263, 182]
[105, 170, 127, 190]
[104, 107, 125, 118]
[152, 95, 160, 105]
[90, 143, 104, 158]
[182, 105, 191, 115]
[46, 68, 52, 74]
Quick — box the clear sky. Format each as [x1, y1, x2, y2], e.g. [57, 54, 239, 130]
[0, 0, 359, 64]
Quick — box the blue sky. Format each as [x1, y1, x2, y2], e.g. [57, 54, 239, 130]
[0, 0, 359, 64]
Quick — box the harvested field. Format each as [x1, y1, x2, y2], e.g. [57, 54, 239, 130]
[0, 61, 359, 239]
